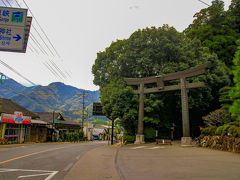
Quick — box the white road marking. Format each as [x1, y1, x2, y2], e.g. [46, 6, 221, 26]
[18, 173, 52, 178]
[0, 168, 58, 180]
[76, 155, 81, 160]
[147, 147, 161, 150]
[63, 162, 74, 171]
[130, 146, 147, 149]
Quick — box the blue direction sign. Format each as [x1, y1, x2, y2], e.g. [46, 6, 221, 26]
[0, 6, 27, 52]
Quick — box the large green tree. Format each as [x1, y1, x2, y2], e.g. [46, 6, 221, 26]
[229, 40, 240, 120]
[185, 0, 240, 67]
[92, 25, 230, 138]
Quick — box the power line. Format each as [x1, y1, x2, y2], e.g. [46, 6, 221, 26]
[197, 0, 210, 7]
[5, 0, 11, 7]
[1, 0, 7, 6]
[2, 0, 71, 80]
[29, 34, 48, 55]
[0, 59, 36, 86]
[3, 1, 68, 80]
[0, 74, 57, 111]
[21, 0, 61, 58]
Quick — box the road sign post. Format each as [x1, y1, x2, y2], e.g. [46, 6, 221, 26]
[0, 6, 28, 52]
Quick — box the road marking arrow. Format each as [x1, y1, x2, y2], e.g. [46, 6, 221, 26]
[13, 34, 21, 41]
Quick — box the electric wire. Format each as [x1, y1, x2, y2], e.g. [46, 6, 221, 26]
[15, 0, 71, 79]
[3, 1, 67, 80]
[1, 0, 7, 6]
[44, 61, 63, 80]
[197, 0, 210, 7]
[5, 0, 10, 7]
[0, 59, 36, 86]
[29, 34, 48, 55]
[0, 75, 57, 110]
[20, 0, 61, 58]
[49, 58, 67, 79]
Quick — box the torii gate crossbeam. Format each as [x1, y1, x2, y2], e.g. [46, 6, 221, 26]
[124, 63, 211, 145]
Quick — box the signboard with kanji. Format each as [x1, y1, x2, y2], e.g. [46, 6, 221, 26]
[0, 6, 28, 52]
[92, 102, 104, 116]
[1, 111, 31, 124]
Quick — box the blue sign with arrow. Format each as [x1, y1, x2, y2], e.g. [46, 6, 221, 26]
[13, 34, 21, 41]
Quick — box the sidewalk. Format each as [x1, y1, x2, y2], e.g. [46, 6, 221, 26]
[63, 145, 120, 180]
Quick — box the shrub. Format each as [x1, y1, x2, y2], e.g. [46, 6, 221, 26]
[228, 126, 239, 137]
[202, 109, 232, 127]
[144, 127, 156, 141]
[215, 126, 224, 135]
[202, 126, 217, 136]
[222, 124, 231, 135]
[227, 121, 240, 127]
[78, 131, 84, 140]
[124, 135, 135, 143]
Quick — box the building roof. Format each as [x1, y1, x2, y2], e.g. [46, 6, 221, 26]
[0, 98, 39, 119]
[31, 119, 49, 125]
[35, 112, 80, 126]
[62, 116, 80, 126]
[35, 112, 64, 123]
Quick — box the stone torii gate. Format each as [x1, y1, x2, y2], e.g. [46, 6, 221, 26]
[124, 63, 211, 145]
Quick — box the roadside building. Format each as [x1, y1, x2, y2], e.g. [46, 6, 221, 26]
[0, 98, 40, 144]
[92, 125, 109, 140]
[35, 112, 81, 141]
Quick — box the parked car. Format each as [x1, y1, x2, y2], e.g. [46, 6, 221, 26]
[93, 136, 99, 140]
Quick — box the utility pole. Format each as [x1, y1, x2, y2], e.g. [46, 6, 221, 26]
[111, 119, 114, 145]
[52, 111, 55, 141]
[86, 108, 89, 140]
[80, 91, 88, 131]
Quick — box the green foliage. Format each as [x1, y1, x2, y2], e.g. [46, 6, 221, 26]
[228, 126, 239, 137]
[219, 86, 233, 109]
[215, 126, 224, 135]
[202, 109, 232, 126]
[143, 127, 156, 141]
[62, 131, 84, 142]
[123, 135, 135, 144]
[202, 126, 217, 136]
[185, 0, 240, 67]
[222, 124, 231, 135]
[90, 119, 108, 126]
[92, 25, 230, 137]
[229, 40, 240, 121]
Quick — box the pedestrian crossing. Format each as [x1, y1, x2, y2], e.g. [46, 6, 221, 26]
[130, 146, 166, 150]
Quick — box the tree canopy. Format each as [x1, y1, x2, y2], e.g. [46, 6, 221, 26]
[92, 25, 230, 137]
[229, 40, 240, 121]
[185, 0, 240, 67]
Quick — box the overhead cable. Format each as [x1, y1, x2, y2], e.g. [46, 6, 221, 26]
[21, 0, 61, 58]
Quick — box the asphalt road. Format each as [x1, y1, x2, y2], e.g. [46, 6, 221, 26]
[0, 141, 106, 180]
[116, 143, 240, 180]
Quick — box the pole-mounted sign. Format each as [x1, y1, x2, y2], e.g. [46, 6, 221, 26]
[0, 6, 28, 52]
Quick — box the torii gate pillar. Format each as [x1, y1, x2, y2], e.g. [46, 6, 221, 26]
[124, 63, 211, 146]
[135, 83, 145, 144]
[180, 77, 192, 146]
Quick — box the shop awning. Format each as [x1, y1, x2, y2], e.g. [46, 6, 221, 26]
[31, 120, 49, 125]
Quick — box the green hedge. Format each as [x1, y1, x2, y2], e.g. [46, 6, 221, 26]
[144, 127, 156, 141]
[202, 121, 240, 137]
[61, 131, 84, 142]
[202, 126, 217, 136]
[123, 135, 135, 143]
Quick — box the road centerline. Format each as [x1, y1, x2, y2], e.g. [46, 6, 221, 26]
[0, 145, 73, 165]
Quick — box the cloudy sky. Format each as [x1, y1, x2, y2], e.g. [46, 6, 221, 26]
[0, 0, 232, 90]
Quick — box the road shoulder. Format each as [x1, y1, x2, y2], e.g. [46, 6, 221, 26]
[63, 145, 120, 180]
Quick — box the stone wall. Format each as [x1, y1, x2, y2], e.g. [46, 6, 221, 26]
[201, 136, 240, 153]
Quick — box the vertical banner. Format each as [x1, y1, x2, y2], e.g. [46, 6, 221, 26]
[0, 123, 6, 140]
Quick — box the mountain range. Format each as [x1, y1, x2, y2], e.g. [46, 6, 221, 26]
[0, 79, 100, 113]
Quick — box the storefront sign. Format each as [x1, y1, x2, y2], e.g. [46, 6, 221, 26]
[0, 123, 6, 140]
[1, 111, 31, 124]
